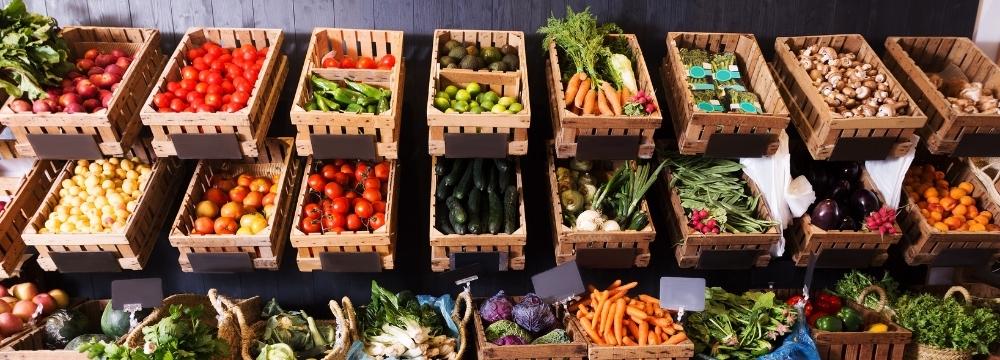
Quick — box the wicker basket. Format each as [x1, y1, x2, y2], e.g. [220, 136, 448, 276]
[124, 290, 247, 360]
[169, 138, 300, 272]
[22, 140, 183, 272]
[141, 27, 287, 158]
[291, 28, 405, 159]
[0, 26, 163, 158]
[0, 140, 61, 278]
[230, 296, 352, 360]
[903, 287, 978, 360]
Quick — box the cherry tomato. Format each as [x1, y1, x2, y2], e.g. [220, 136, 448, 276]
[181, 66, 199, 80]
[373, 162, 390, 180]
[363, 178, 381, 191]
[373, 201, 386, 213]
[153, 93, 174, 108]
[301, 218, 321, 234]
[324, 182, 344, 199]
[322, 57, 339, 68]
[231, 91, 250, 105]
[355, 162, 371, 183]
[346, 214, 363, 231]
[204, 93, 223, 108]
[369, 212, 386, 230]
[166, 81, 181, 92]
[307, 174, 327, 193]
[180, 79, 197, 91]
[339, 163, 354, 174]
[331, 197, 351, 214]
[354, 199, 373, 218]
[331, 172, 351, 186]
[221, 103, 243, 112]
[206, 84, 223, 96]
[378, 54, 396, 69]
[196, 103, 215, 112]
[362, 188, 381, 203]
[303, 203, 322, 220]
[192, 56, 209, 71]
[344, 192, 357, 199]
[206, 72, 224, 86]
[234, 79, 254, 93]
[194, 82, 209, 94]
[357, 56, 376, 69]
[173, 88, 190, 98]
[169, 98, 187, 112]
[340, 57, 357, 69]
[222, 80, 236, 94]
[185, 91, 203, 103]
[320, 164, 338, 180]
[187, 48, 206, 61]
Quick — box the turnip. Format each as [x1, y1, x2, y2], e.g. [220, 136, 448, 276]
[9, 99, 30, 113]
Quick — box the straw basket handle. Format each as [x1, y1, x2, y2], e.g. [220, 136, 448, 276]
[341, 296, 360, 343]
[856, 285, 889, 312]
[944, 286, 972, 304]
[328, 299, 349, 358]
[451, 289, 473, 360]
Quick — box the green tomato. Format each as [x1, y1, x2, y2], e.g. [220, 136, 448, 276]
[434, 97, 451, 111]
[455, 89, 471, 102]
[453, 100, 470, 113]
[498, 96, 515, 107]
[508, 102, 524, 113]
[444, 85, 459, 97]
[465, 82, 481, 97]
[491, 104, 507, 113]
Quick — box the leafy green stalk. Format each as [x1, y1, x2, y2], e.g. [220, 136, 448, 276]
[0, 0, 72, 99]
[539, 6, 622, 88]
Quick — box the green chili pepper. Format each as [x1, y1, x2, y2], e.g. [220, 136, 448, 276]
[310, 74, 340, 92]
[345, 103, 364, 113]
[377, 97, 389, 114]
[366, 104, 376, 113]
[305, 99, 319, 111]
[332, 88, 374, 106]
[346, 80, 385, 100]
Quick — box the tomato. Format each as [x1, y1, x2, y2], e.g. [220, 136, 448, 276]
[346, 214, 363, 231]
[221, 80, 236, 94]
[169, 98, 187, 112]
[206, 84, 223, 95]
[363, 178, 381, 191]
[192, 56, 209, 71]
[173, 87, 190, 98]
[362, 188, 381, 203]
[194, 217, 215, 234]
[235, 79, 254, 93]
[339, 163, 354, 175]
[194, 82, 209, 94]
[262, 192, 276, 206]
[320, 181, 342, 199]
[369, 212, 386, 230]
[221, 103, 243, 112]
[206, 71, 224, 86]
[153, 93, 174, 108]
[378, 54, 396, 69]
[181, 66, 199, 80]
[331, 172, 350, 186]
[204, 187, 230, 206]
[320, 164, 338, 180]
[322, 57, 339, 68]
[357, 56, 376, 69]
[373, 201, 386, 213]
[354, 162, 371, 183]
[354, 199, 373, 218]
[373, 161, 390, 180]
[307, 174, 327, 193]
[250, 178, 272, 193]
[180, 79, 197, 91]
[166, 81, 181, 92]
[186, 92, 203, 105]
[231, 91, 250, 105]
[340, 57, 357, 68]
[302, 203, 322, 220]
[214, 217, 238, 234]
[331, 197, 351, 214]
[187, 48, 206, 61]
[301, 217, 321, 234]
[344, 191, 357, 199]
[322, 212, 345, 231]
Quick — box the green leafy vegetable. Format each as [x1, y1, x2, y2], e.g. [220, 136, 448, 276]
[0, 0, 72, 99]
[832, 271, 900, 310]
[539, 6, 623, 88]
[894, 293, 999, 355]
[77, 304, 229, 360]
[362, 281, 456, 359]
[258, 299, 335, 358]
[591, 160, 666, 230]
[686, 288, 796, 360]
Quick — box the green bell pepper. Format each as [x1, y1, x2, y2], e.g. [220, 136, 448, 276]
[815, 315, 843, 332]
[836, 307, 863, 332]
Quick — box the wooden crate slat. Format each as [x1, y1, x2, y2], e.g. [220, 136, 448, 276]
[0, 141, 61, 278]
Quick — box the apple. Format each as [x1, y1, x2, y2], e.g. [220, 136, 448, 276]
[76, 58, 94, 71]
[100, 89, 114, 107]
[11, 300, 35, 321]
[58, 93, 80, 108]
[31, 294, 55, 315]
[196, 200, 219, 218]
[10, 283, 37, 301]
[87, 66, 104, 76]
[76, 79, 99, 98]
[104, 64, 124, 77]
[0, 313, 22, 336]
[92, 72, 120, 89]
[32, 99, 51, 113]
[115, 56, 132, 69]
[0, 301, 10, 314]
[0, 284, 7, 297]
[64, 103, 85, 114]
[82, 98, 100, 112]
[95, 53, 115, 67]
[47, 289, 69, 309]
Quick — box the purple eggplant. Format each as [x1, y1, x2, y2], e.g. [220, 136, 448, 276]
[850, 189, 881, 218]
[839, 215, 859, 231]
[829, 179, 853, 202]
[836, 162, 862, 182]
[811, 199, 843, 231]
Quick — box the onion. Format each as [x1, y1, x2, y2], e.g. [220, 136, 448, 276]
[9, 99, 31, 113]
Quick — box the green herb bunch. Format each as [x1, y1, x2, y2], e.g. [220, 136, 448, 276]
[0, 0, 73, 99]
[539, 6, 623, 86]
[894, 293, 1000, 354]
[832, 271, 901, 310]
[78, 304, 229, 360]
[686, 288, 797, 359]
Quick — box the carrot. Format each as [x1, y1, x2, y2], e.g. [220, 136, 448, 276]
[582, 89, 597, 115]
[613, 298, 625, 344]
[601, 82, 623, 115]
[639, 294, 660, 305]
[648, 331, 660, 345]
[626, 320, 640, 340]
[638, 320, 649, 346]
[587, 284, 597, 293]
[655, 308, 665, 317]
[594, 296, 609, 332]
[604, 331, 617, 346]
[608, 279, 622, 290]
[574, 79, 591, 109]
[673, 323, 684, 331]
[621, 87, 631, 106]
[651, 317, 673, 328]
[580, 318, 605, 344]
[622, 336, 637, 346]
[626, 306, 648, 321]
[564, 72, 585, 105]
[576, 309, 585, 318]
[654, 325, 663, 338]
[664, 332, 688, 345]
[597, 91, 613, 115]
[615, 282, 638, 293]
[662, 325, 677, 336]
[603, 297, 615, 336]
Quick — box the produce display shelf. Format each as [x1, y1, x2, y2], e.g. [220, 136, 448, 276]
[0, 26, 163, 159]
[0, 139, 61, 278]
[290, 28, 405, 159]
[140, 27, 288, 158]
[168, 138, 300, 272]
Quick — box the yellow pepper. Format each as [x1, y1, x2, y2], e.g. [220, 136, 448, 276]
[867, 323, 888, 333]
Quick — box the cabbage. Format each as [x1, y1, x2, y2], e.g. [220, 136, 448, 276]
[512, 293, 557, 334]
[479, 291, 514, 324]
[493, 335, 527, 346]
[532, 329, 571, 344]
[485, 319, 532, 343]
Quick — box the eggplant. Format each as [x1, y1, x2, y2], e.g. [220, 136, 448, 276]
[839, 215, 859, 231]
[811, 199, 843, 231]
[836, 162, 861, 182]
[829, 179, 853, 202]
[849, 188, 881, 218]
[806, 166, 831, 198]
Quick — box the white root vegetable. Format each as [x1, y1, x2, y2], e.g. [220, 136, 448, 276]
[601, 220, 621, 231]
[575, 209, 604, 231]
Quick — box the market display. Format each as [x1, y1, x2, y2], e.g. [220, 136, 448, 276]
[0, 0, 72, 100]
[8, 47, 134, 114]
[321, 51, 396, 70]
[437, 39, 520, 72]
[677, 48, 763, 114]
[434, 158, 519, 235]
[360, 281, 460, 360]
[795, 44, 909, 118]
[304, 75, 392, 114]
[480, 291, 570, 345]
[432, 81, 524, 114]
[189, 172, 276, 235]
[662, 153, 774, 234]
[254, 299, 337, 359]
[686, 288, 796, 358]
[298, 159, 390, 234]
[795, 161, 896, 234]
[904, 164, 998, 232]
[556, 159, 662, 231]
[540, 7, 657, 116]
[573, 281, 688, 346]
[38, 158, 152, 234]
[78, 304, 229, 359]
[0, 282, 69, 337]
[150, 41, 268, 113]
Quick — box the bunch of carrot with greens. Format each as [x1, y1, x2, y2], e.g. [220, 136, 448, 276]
[572, 280, 688, 347]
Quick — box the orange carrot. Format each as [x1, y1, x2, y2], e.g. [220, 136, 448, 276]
[664, 333, 688, 345]
[613, 298, 625, 344]
[622, 336, 637, 346]
[662, 325, 677, 336]
[581, 318, 605, 345]
[639, 294, 660, 305]
[574, 79, 591, 109]
[608, 279, 622, 290]
[598, 91, 613, 115]
[604, 331, 618, 346]
[638, 320, 649, 346]
[615, 282, 638, 292]
[673, 323, 684, 331]
[626, 306, 648, 321]
[601, 82, 622, 115]
[651, 317, 673, 328]
[582, 89, 597, 115]
[621, 87, 631, 106]
[648, 331, 660, 345]
[564, 72, 585, 105]
[594, 296, 610, 332]
[603, 297, 615, 336]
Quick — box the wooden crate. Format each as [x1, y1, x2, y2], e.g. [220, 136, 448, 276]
[662, 32, 790, 156]
[883, 37, 1000, 155]
[546, 34, 662, 159]
[545, 145, 655, 268]
[169, 138, 299, 272]
[22, 140, 182, 271]
[0, 140, 61, 277]
[0, 26, 162, 158]
[140, 27, 287, 158]
[788, 168, 902, 267]
[427, 29, 530, 156]
[772, 34, 926, 160]
[0, 300, 125, 359]
[429, 156, 526, 272]
[900, 158, 1000, 265]
[472, 297, 588, 360]
[290, 28, 405, 159]
[567, 317, 693, 360]
[662, 166, 780, 268]
[289, 157, 398, 271]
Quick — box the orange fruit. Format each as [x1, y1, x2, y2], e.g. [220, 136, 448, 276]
[959, 223, 971, 231]
[980, 211, 993, 220]
[927, 196, 941, 205]
[940, 197, 956, 211]
[923, 187, 939, 199]
[949, 187, 968, 199]
[918, 201, 929, 209]
[958, 181, 974, 193]
[928, 203, 945, 213]
[970, 223, 987, 232]
[933, 222, 949, 232]
[944, 217, 963, 230]
[953, 204, 968, 216]
[967, 205, 979, 219]
[975, 215, 991, 225]
[936, 179, 950, 189]
[934, 171, 946, 180]
[930, 211, 944, 222]
[923, 164, 936, 173]
[959, 195, 974, 206]
[920, 209, 931, 218]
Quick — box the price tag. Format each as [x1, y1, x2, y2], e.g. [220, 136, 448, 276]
[451, 252, 506, 272]
[310, 134, 378, 160]
[111, 278, 163, 310]
[444, 133, 508, 159]
[659, 277, 706, 313]
[575, 248, 636, 268]
[170, 133, 243, 159]
[441, 265, 481, 287]
[26, 134, 103, 160]
[49, 251, 122, 273]
[704, 133, 775, 158]
[318, 252, 383, 272]
[575, 136, 641, 161]
[953, 133, 1000, 157]
[813, 248, 880, 268]
[829, 137, 896, 161]
[531, 261, 585, 304]
[696, 249, 763, 269]
[930, 248, 996, 267]
[187, 252, 254, 273]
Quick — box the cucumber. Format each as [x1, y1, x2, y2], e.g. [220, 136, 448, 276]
[467, 201, 482, 234]
[486, 164, 497, 194]
[473, 159, 485, 191]
[436, 203, 454, 234]
[468, 188, 482, 214]
[435, 174, 452, 200]
[480, 190, 490, 235]
[488, 190, 503, 234]
[447, 197, 467, 225]
[454, 164, 474, 200]
[453, 220, 467, 235]
[503, 185, 518, 234]
[443, 159, 466, 187]
[629, 212, 648, 230]
[494, 158, 509, 172]
[434, 159, 447, 176]
[497, 159, 510, 191]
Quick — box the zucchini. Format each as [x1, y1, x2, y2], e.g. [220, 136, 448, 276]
[503, 185, 518, 234]
[486, 164, 497, 194]
[434, 159, 447, 176]
[488, 190, 503, 234]
[436, 203, 454, 234]
[628, 212, 648, 230]
[435, 174, 452, 200]
[453, 220, 467, 235]
[497, 159, 511, 191]
[473, 159, 485, 191]
[494, 158, 509, 172]
[443, 159, 466, 186]
[468, 188, 482, 214]
[467, 202, 482, 234]
[447, 197, 467, 225]
[480, 190, 490, 235]
[454, 165, 474, 200]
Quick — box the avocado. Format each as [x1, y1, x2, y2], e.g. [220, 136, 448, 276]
[465, 45, 480, 57]
[488, 61, 507, 72]
[446, 63, 458, 69]
[444, 40, 462, 50]
[502, 54, 519, 70]
[439, 56, 456, 66]
[482, 47, 502, 64]
[460, 55, 485, 70]
[448, 47, 467, 59]
[500, 44, 517, 56]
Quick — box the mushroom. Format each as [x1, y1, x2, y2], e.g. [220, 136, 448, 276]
[960, 82, 983, 102]
[860, 104, 877, 117]
[855, 86, 871, 100]
[818, 47, 838, 63]
[874, 73, 887, 83]
[877, 101, 909, 117]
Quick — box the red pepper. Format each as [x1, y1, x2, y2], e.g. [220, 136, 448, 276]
[808, 311, 829, 327]
[786, 295, 814, 318]
[814, 291, 843, 314]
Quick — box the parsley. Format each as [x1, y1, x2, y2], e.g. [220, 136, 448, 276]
[895, 293, 1000, 354]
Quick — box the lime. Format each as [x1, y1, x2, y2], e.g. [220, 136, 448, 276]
[480, 101, 495, 110]
[455, 89, 471, 102]
[444, 85, 459, 97]
[466, 82, 481, 97]
[453, 100, 470, 113]
[469, 101, 479, 108]
[469, 105, 483, 114]
[434, 97, 451, 111]
[505, 109, 517, 114]
[481, 91, 500, 104]
[445, 108, 457, 113]
[498, 96, 515, 107]
[491, 104, 507, 113]
[508, 102, 524, 113]
[436, 91, 450, 100]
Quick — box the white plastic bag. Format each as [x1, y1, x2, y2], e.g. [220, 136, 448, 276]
[865, 135, 919, 209]
[740, 132, 792, 256]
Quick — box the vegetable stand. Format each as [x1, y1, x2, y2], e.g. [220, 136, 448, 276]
[772, 34, 926, 161]
[471, 295, 588, 360]
[661, 32, 790, 157]
[22, 140, 182, 272]
[291, 28, 405, 159]
[0, 299, 141, 359]
[0, 140, 61, 277]
[141, 27, 287, 158]
[427, 29, 530, 156]
[0, 26, 163, 158]
[289, 157, 399, 271]
[168, 138, 300, 272]
[883, 36, 1000, 156]
[545, 144, 656, 268]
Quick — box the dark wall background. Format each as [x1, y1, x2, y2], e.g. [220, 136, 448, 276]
[4, 0, 985, 315]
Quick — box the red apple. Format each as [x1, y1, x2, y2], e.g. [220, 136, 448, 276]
[100, 90, 114, 107]
[0, 285, 7, 298]
[0, 313, 22, 336]
[10, 283, 37, 301]
[58, 93, 80, 108]
[64, 103, 85, 114]
[8, 99, 30, 113]
[87, 66, 104, 76]
[115, 56, 132, 69]
[82, 98, 100, 112]
[91, 73, 120, 88]
[104, 64, 124, 77]
[31, 294, 55, 315]
[75, 79, 99, 98]
[46, 88, 62, 98]
[76, 58, 94, 71]
[94, 53, 115, 67]
[110, 49, 126, 58]
[11, 300, 35, 321]
[32, 99, 50, 113]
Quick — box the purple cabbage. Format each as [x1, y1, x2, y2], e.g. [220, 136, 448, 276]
[512, 293, 557, 334]
[493, 335, 526, 346]
[480, 290, 514, 324]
